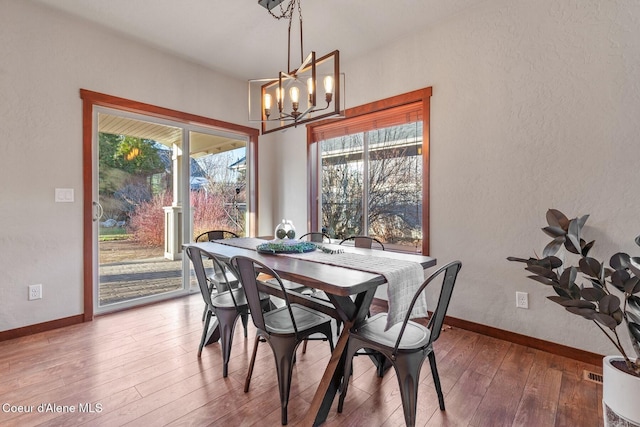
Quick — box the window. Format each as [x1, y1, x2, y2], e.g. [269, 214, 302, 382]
[307, 88, 431, 254]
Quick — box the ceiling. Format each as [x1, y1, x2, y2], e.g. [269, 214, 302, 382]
[99, 113, 247, 156]
[32, 0, 486, 80]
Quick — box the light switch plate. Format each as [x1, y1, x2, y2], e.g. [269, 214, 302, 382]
[55, 188, 74, 203]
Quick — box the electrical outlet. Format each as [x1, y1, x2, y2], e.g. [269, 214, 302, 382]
[516, 291, 528, 309]
[28, 284, 42, 300]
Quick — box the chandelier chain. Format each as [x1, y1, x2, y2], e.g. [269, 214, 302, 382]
[266, 0, 299, 20]
[267, 0, 304, 72]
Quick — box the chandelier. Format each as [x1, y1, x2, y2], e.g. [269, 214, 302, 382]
[249, 0, 344, 134]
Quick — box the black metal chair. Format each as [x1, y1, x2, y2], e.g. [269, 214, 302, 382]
[186, 246, 271, 377]
[337, 260, 462, 427]
[339, 235, 385, 250]
[298, 231, 331, 243]
[231, 255, 335, 425]
[194, 229, 240, 242]
[194, 229, 240, 320]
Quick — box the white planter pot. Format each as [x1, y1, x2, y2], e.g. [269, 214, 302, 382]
[603, 356, 640, 427]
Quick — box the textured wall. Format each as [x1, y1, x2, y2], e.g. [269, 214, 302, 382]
[0, 0, 250, 330]
[271, 0, 640, 356]
[3, 0, 640, 357]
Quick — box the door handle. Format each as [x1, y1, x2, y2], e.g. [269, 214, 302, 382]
[93, 201, 104, 222]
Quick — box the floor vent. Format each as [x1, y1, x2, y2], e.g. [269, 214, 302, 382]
[583, 370, 603, 384]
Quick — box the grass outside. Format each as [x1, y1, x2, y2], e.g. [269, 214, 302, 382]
[99, 226, 131, 241]
[99, 239, 163, 264]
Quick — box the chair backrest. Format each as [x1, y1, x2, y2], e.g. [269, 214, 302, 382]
[299, 232, 331, 243]
[340, 235, 385, 250]
[231, 255, 300, 336]
[194, 229, 239, 242]
[392, 260, 462, 355]
[186, 246, 240, 308]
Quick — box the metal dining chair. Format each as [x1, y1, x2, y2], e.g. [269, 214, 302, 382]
[231, 255, 335, 425]
[298, 231, 332, 243]
[194, 229, 240, 242]
[186, 246, 271, 377]
[339, 235, 385, 250]
[194, 229, 240, 320]
[337, 260, 462, 427]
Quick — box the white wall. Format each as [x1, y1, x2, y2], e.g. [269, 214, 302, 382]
[0, 0, 253, 330]
[269, 0, 640, 356]
[4, 0, 640, 358]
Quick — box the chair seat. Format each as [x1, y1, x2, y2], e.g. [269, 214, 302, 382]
[354, 313, 431, 350]
[208, 271, 239, 289]
[211, 289, 269, 309]
[264, 303, 334, 334]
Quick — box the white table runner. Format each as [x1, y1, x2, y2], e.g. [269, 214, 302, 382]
[217, 238, 427, 329]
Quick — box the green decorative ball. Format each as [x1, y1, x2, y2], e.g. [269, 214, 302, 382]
[276, 228, 287, 239]
[286, 229, 296, 239]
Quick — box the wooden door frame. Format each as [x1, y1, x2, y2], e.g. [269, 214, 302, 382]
[81, 89, 259, 321]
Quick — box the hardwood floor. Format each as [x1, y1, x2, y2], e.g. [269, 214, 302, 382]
[0, 294, 604, 426]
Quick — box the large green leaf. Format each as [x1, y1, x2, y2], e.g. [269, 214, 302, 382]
[579, 257, 601, 279]
[547, 209, 570, 229]
[594, 313, 619, 329]
[559, 267, 577, 288]
[576, 214, 590, 230]
[628, 296, 640, 321]
[629, 257, 640, 278]
[610, 252, 630, 270]
[610, 269, 630, 291]
[542, 226, 566, 238]
[540, 256, 563, 269]
[599, 294, 620, 315]
[507, 256, 562, 269]
[548, 296, 594, 308]
[581, 240, 595, 257]
[526, 265, 557, 280]
[543, 237, 565, 257]
[629, 323, 640, 357]
[565, 219, 580, 254]
[581, 287, 605, 302]
[553, 285, 572, 299]
[625, 276, 640, 295]
[588, 278, 605, 291]
[566, 218, 582, 255]
[566, 306, 597, 319]
[612, 308, 624, 324]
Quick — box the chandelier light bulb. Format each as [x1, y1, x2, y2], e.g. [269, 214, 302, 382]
[290, 86, 300, 116]
[276, 87, 284, 111]
[323, 75, 334, 103]
[290, 86, 300, 104]
[307, 77, 315, 105]
[323, 76, 334, 95]
[263, 93, 272, 118]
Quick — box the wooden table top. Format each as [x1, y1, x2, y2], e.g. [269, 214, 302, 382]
[187, 239, 436, 297]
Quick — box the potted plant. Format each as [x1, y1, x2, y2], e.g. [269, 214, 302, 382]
[507, 209, 640, 426]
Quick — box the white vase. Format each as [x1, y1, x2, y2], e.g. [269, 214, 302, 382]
[603, 356, 640, 427]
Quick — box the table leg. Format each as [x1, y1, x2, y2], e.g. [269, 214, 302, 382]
[303, 289, 377, 425]
[302, 319, 354, 427]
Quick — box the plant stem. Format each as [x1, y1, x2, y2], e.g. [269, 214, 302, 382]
[593, 320, 628, 360]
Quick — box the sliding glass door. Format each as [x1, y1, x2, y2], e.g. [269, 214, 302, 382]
[93, 110, 249, 313]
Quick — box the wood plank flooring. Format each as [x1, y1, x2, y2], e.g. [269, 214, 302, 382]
[0, 294, 604, 426]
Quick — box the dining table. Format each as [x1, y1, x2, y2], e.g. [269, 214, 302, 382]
[186, 237, 436, 426]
